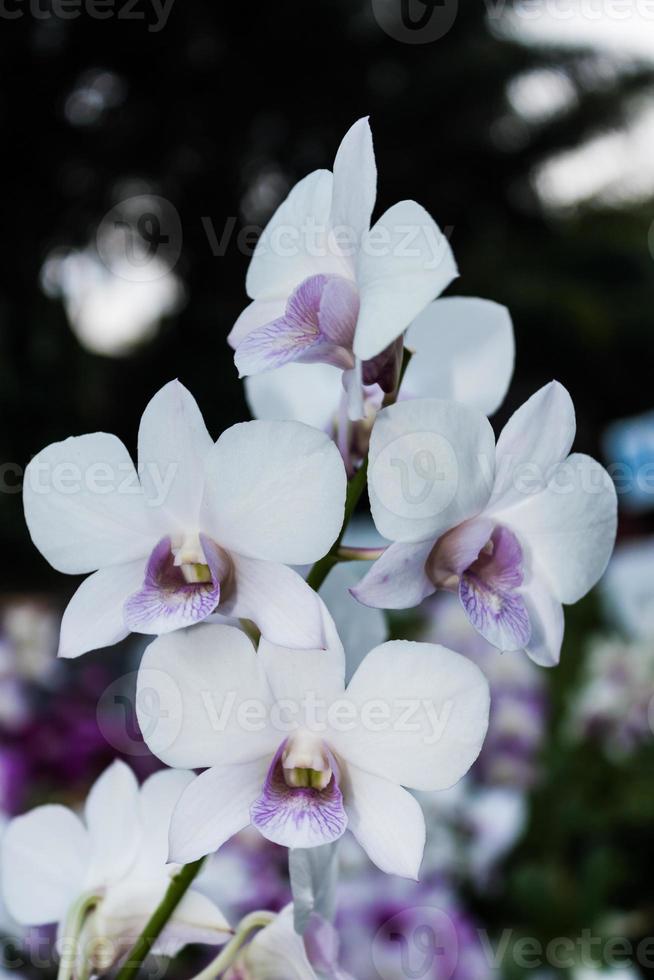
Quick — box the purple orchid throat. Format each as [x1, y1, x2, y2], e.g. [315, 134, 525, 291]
[234, 274, 403, 391]
[458, 525, 531, 652]
[235, 274, 359, 375]
[123, 535, 225, 634]
[250, 740, 347, 849]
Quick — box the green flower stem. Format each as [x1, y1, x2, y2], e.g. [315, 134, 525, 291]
[114, 859, 206, 980]
[306, 457, 368, 593]
[56, 893, 100, 980]
[186, 911, 276, 980]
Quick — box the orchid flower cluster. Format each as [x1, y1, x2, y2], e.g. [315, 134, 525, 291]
[1, 118, 618, 980]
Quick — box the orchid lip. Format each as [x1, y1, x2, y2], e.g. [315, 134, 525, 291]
[123, 534, 232, 634]
[250, 737, 347, 849]
[458, 525, 532, 651]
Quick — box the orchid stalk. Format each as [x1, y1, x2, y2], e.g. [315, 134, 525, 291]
[186, 911, 276, 980]
[113, 859, 207, 980]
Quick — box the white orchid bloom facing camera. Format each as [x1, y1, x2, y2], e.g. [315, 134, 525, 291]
[23, 380, 346, 657]
[229, 117, 457, 420]
[354, 382, 617, 666]
[0, 762, 230, 977]
[137, 616, 490, 880]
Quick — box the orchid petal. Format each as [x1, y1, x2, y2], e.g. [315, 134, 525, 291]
[304, 913, 354, 980]
[258, 599, 345, 704]
[427, 517, 495, 583]
[201, 419, 346, 564]
[240, 906, 316, 979]
[354, 201, 457, 361]
[367, 398, 495, 544]
[500, 453, 618, 604]
[522, 577, 564, 667]
[155, 889, 231, 952]
[137, 380, 213, 530]
[330, 117, 377, 253]
[138, 624, 276, 769]
[85, 761, 141, 887]
[58, 559, 147, 659]
[133, 769, 195, 874]
[228, 298, 287, 349]
[403, 297, 515, 415]
[246, 170, 338, 300]
[97, 878, 230, 959]
[223, 555, 327, 649]
[351, 540, 435, 611]
[234, 275, 355, 378]
[23, 433, 156, 574]
[1, 806, 90, 925]
[168, 759, 271, 864]
[245, 361, 343, 430]
[490, 381, 576, 510]
[458, 526, 531, 652]
[333, 640, 490, 791]
[345, 766, 425, 880]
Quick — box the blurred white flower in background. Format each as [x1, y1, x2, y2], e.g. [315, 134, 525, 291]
[40, 246, 184, 357]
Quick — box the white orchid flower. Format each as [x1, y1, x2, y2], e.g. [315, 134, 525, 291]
[353, 382, 618, 666]
[228, 117, 458, 420]
[136, 615, 489, 879]
[225, 905, 351, 980]
[0, 762, 230, 977]
[23, 380, 346, 657]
